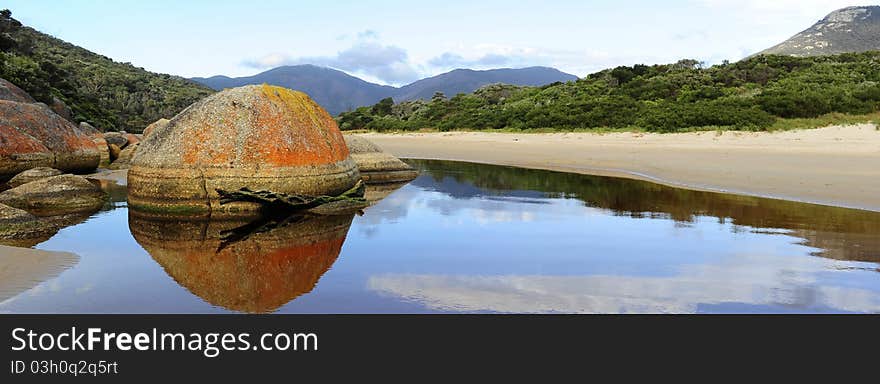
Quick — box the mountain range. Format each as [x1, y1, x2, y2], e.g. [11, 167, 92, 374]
[758, 6, 880, 57]
[192, 66, 578, 115]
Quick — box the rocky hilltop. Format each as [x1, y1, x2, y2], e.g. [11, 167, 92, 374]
[759, 6, 880, 56]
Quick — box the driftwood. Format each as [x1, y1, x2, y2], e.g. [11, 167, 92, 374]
[216, 180, 367, 212]
[214, 181, 367, 251]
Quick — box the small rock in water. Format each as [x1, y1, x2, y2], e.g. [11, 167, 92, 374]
[0, 202, 45, 241]
[0, 174, 106, 216]
[7, 167, 62, 188]
[344, 135, 419, 184]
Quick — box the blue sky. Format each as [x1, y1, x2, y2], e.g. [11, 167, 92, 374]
[5, 0, 876, 85]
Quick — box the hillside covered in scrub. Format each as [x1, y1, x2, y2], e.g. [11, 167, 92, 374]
[0, 10, 213, 132]
[338, 53, 880, 133]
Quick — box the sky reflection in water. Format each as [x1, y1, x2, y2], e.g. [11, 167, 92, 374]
[1, 159, 878, 314]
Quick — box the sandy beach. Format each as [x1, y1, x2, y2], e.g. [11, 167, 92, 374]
[0, 245, 79, 304]
[363, 124, 880, 212]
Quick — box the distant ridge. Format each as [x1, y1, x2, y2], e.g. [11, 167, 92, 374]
[191, 65, 396, 116]
[192, 66, 578, 115]
[394, 67, 578, 102]
[758, 6, 880, 57]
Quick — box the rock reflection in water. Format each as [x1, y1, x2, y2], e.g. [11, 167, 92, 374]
[364, 181, 411, 204]
[130, 213, 355, 313]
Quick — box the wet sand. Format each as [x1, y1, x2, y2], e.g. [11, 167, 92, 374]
[362, 124, 880, 211]
[0, 245, 79, 304]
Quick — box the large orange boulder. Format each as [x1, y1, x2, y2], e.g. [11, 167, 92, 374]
[0, 100, 100, 180]
[130, 213, 354, 313]
[129, 85, 360, 218]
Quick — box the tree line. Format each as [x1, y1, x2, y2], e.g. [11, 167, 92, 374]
[338, 53, 880, 132]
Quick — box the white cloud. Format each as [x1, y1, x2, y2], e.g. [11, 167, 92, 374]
[368, 252, 880, 314]
[244, 41, 421, 85]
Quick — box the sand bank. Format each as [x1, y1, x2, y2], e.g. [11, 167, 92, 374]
[0, 245, 79, 303]
[363, 124, 880, 211]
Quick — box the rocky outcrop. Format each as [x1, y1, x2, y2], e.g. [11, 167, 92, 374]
[103, 132, 129, 149]
[0, 174, 105, 216]
[344, 135, 418, 184]
[50, 96, 73, 122]
[142, 118, 169, 138]
[7, 167, 62, 188]
[0, 100, 101, 180]
[759, 6, 880, 57]
[108, 142, 138, 170]
[76, 123, 111, 168]
[0, 211, 90, 248]
[128, 85, 360, 219]
[0, 203, 45, 241]
[93, 137, 111, 168]
[108, 144, 121, 161]
[124, 133, 140, 147]
[78, 122, 99, 135]
[0, 78, 35, 103]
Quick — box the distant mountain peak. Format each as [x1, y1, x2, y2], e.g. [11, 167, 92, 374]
[758, 6, 880, 57]
[191, 65, 577, 115]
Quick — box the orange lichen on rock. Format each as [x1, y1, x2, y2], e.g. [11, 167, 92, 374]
[0, 100, 100, 179]
[129, 85, 360, 218]
[246, 85, 350, 167]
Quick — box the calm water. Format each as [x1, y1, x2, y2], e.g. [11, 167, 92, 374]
[2, 159, 879, 314]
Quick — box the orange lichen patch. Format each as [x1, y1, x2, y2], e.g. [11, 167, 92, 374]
[177, 85, 349, 167]
[249, 85, 350, 166]
[0, 126, 50, 154]
[0, 101, 99, 177]
[181, 119, 235, 166]
[124, 133, 140, 146]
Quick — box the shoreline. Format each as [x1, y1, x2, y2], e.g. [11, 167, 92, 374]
[362, 124, 880, 212]
[0, 245, 79, 305]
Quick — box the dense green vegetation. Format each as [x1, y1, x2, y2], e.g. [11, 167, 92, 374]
[0, 10, 213, 132]
[339, 54, 880, 132]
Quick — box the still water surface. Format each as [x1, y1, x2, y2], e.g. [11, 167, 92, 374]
[2, 159, 879, 314]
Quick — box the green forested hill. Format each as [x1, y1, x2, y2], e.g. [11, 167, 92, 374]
[339, 53, 880, 133]
[0, 10, 213, 132]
